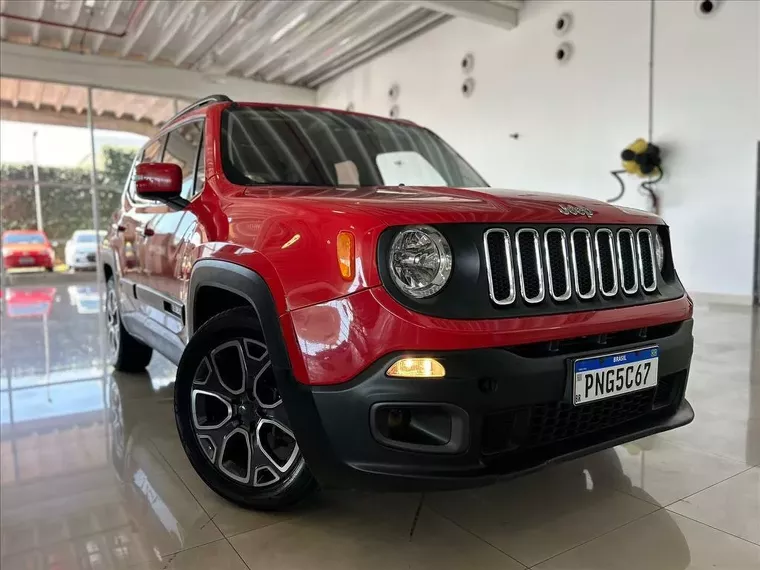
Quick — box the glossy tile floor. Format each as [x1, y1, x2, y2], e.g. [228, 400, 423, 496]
[1, 280, 758, 569]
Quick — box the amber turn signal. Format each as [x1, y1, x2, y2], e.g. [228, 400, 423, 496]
[337, 231, 355, 281]
[387, 357, 446, 379]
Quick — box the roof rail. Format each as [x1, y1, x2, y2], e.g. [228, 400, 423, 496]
[165, 94, 232, 126]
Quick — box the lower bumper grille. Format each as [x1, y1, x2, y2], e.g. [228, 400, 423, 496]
[481, 371, 685, 456]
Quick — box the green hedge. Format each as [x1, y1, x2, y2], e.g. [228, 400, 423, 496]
[1, 146, 136, 252]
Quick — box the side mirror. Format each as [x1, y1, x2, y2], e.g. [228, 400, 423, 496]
[135, 163, 188, 208]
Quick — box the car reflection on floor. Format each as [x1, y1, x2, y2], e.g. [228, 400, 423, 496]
[4, 286, 57, 318]
[67, 285, 102, 315]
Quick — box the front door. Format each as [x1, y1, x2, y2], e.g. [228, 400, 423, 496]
[142, 120, 204, 345]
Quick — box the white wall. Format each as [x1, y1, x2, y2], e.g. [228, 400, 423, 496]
[318, 0, 760, 300]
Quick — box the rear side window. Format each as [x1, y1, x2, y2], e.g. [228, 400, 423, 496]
[163, 120, 204, 200]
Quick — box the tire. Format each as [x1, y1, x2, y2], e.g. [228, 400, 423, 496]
[174, 307, 317, 511]
[105, 275, 153, 372]
[45, 266, 54, 272]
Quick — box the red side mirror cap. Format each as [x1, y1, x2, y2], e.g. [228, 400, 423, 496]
[135, 163, 183, 201]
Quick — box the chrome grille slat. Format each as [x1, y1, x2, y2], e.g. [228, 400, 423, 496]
[544, 229, 571, 302]
[483, 225, 661, 308]
[617, 229, 639, 294]
[483, 228, 516, 305]
[570, 229, 596, 300]
[515, 229, 545, 304]
[594, 229, 619, 297]
[636, 229, 657, 292]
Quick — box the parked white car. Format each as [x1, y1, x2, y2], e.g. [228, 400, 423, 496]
[64, 230, 105, 271]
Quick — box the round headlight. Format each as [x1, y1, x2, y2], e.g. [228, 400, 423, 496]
[389, 226, 452, 298]
[655, 233, 665, 271]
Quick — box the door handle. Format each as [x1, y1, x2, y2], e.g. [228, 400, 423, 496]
[142, 227, 155, 237]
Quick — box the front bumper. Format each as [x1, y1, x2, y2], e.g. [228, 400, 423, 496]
[67, 252, 97, 269]
[282, 319, 694, 491]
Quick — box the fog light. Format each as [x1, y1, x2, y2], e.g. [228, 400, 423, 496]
[386, 357, 445, 378]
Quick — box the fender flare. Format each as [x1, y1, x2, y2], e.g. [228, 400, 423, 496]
[188, 259, 349, 486]
[187, 259, 291, 372]
[101, 247, 118, 277]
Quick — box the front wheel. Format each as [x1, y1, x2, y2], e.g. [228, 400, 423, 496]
[174, 307, 317, 510]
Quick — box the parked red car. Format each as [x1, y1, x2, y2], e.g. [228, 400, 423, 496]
[102, 95, 694, 510]
[2, 230, 55, 272]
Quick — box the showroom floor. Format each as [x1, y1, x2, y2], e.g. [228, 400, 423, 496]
[1, 276, 758, 569]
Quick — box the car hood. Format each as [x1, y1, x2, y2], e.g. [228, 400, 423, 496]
[239, 185, 662, 226]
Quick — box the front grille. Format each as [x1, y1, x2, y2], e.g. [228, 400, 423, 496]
[485, 226, 660, 307]
[617, 229, 639, 294]
[544, 229, 571, 301]
[481, 371, 685, 456]
[484, 229, 516, 305]
[515, 229, 544, 303]
[637, 230, 657, 292]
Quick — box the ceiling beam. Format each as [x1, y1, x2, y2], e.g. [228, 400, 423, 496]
[120, 0, 159, 57]
[146, 2, 195, 62]
[31, 0, 47, 45]
[62, 0, 85, 49]
[411, 0, 519, 30]
[270, 0, 390, 82]
[0, 42, 315, 104]
[287, 4, 421, 84]
[243, 0, 356, 79]
[91, 0, 123, 54]
[308, 13, 446, 87]
[216, 1, 312, 75]
[173, 0, 241, 66]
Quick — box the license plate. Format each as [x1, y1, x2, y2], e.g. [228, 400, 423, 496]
[87, 254, 96, 262]
[573, 347, 659, 405]
[19, 256, 35, 265]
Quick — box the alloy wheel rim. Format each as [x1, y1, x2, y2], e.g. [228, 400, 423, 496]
[190, 338, 299, 487]
[106, 287, 120, 360]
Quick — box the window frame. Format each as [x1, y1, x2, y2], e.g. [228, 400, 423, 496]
[162, 117, 206, 202]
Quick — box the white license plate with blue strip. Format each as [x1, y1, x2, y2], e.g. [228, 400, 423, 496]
[573, 347, 659, 406]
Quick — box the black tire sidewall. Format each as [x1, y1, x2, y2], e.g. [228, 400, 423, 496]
[106, 275, 152, 372]
[174, 307, 314, 510]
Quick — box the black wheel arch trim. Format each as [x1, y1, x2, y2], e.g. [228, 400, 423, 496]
[187, 259, 292, 373]
[186, 259, 343, 484]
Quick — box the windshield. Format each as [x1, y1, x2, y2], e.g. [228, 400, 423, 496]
[221, 107, 487, 188]
[3, 234, 45, 245]
[75, 234, 99, 243]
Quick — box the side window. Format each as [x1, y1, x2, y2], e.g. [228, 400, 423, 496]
[142, 137, 165, 163]
[163, 121, 204, 200]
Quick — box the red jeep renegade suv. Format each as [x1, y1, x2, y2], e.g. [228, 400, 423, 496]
[103, 95, 694, 510]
